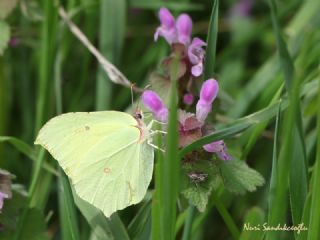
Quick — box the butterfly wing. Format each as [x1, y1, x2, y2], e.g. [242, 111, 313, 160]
[35, 111, 154, 217]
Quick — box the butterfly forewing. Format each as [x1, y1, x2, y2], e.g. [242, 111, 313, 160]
[35, 111, 154, 217]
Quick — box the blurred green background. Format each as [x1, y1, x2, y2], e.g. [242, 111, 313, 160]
[0, 0, 320, 239]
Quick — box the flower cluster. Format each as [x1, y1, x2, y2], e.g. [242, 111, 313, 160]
[154, 7, 206, 77]
[142, 8, 232, 161]
[142, 79, 231, 161]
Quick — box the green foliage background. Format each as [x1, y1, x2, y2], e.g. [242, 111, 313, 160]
[0, 0, 320, 239]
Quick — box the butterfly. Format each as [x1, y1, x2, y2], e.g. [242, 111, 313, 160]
[35, 110, 158, 217]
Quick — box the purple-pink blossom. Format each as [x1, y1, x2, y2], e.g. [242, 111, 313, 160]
[141, 90, 168, 122]
[203, 140, 232, 161]
[196, 79, 219, 122]
[188, 37, 206, 77]
[154, 8, 193, 46]
[176, 14, 192, 45]
[154, 8, 177, 44]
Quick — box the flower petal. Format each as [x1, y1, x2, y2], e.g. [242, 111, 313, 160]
[199, 79, 219, 104]
[176, 14, 192, 45]
[191, 63, 203, 77]
[141, 90, 168, 122]
[203, 140, 232, 161]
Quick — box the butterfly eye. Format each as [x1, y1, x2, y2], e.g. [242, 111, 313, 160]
[137, 113, 143, 119]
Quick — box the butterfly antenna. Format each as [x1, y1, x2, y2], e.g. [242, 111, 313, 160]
[130, 83, 135, 107]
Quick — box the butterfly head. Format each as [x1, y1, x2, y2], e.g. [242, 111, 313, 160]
[133, 108, 144, 121]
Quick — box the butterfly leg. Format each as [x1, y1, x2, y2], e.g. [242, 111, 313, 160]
[147, 138, 165, 152]
[149, 130, 167, 136]
[147, 119, 167, 130]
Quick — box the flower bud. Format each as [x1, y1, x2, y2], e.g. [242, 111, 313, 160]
[141, 90, 168, 122]
[183, 93, 194, 105]
[199, 79, 219, 104]
[176, 14, 192, 45]
[196, 79, 219, 121]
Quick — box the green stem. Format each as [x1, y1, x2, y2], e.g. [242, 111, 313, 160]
[181, 206, 195, 240]
[211, 192, 240, 240]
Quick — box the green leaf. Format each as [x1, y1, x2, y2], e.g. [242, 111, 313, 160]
[307, 79, 320, 240]
[219, 160, 265, 194]
[0, 21, 10, 55]
[72, 186, 129, 240]
[0, 0, 18, 19]
[96, 0, 126, 110]
[58, 171, 80, 240]
[179, 100, 286, 157]
[182, 182, 213, 213]
[128, 199, 152, 239]
[240, 207, 265, 240]
[182, 160, 221, 212]
[267, 0, 308, 236]
[204, 0, 218, 79]
[159, 57, 180, 240]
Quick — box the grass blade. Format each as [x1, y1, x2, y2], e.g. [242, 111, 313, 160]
[160, 59, 180, 240]
[181, 206, 195, 240]
[307, 78, 320, 239]
[128, 199, 152, 239]
[96, 0, 126, 110]
[267, 0, 307, 235]
[211, 192, 240, 240]
[204, 0, 218, 79]
[0, 136, 57, 175]
[55, 12, 81, 239]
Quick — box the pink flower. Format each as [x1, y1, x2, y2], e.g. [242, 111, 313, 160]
[196, 79, 219, 122]
[141, 90, 168, 122]
[154, 8, 193, 46]
[188, 37, 206, 77]
[154, 8, 177, 44]
[203, 140, 232, 161]
[176, 14, 192, 45]
[183, 93, 194, 105]
[0, 192, 8, 210]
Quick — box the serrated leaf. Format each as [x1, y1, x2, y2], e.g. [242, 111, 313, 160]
[220, 160, 265, 194]
[0, 0, 18, 19]
[182, 160, 221, 212]
[182, 182, 212, 212]
[0, 21, 10, 55]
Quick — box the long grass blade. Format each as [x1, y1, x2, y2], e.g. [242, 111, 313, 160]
[267, 0, 307, 235]
[204, 0, 218, 79]
[307, 78, 320, 239]
[160, 58, 180, 240]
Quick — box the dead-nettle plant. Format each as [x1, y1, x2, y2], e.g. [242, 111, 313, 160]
[142, 7, 264, 211]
